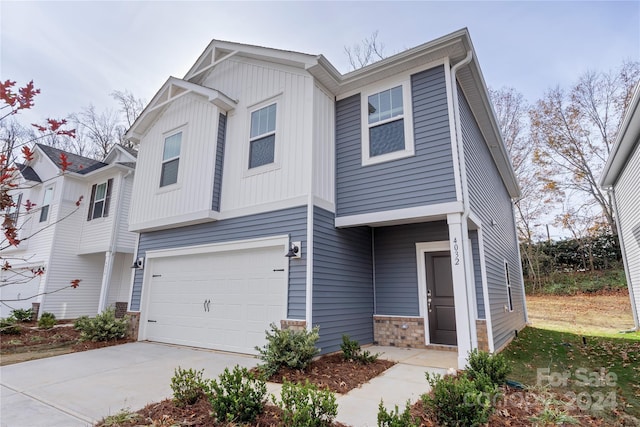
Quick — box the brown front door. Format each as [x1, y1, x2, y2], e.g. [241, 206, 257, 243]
[425, 252, 457, 345]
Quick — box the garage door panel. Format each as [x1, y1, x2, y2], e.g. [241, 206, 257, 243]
[144, 245, 287, 354]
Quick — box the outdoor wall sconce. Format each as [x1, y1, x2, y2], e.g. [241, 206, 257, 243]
[285, 241, 301, 259]
[130, 257, 145, 270]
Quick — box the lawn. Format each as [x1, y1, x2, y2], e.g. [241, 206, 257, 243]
[504, 290, 640, 422]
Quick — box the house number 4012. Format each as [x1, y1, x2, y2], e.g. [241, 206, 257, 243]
[453, 238, 460, 265]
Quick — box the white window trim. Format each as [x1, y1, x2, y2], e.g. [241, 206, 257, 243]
[39, 185, 54, 223]
[361, 77, 415, 166]
[244, 96, 282, 177]
[157, 126, 186, 192]
[504, 259, 514, 312]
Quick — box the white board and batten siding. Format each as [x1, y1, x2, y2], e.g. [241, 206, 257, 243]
[312, 84, 336, 210]
[203, 58, 314, 215]
[129, 94, 221, 231]
[614, 142, 640, 320]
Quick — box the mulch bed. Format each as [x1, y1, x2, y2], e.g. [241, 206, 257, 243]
[261, 353, 396, 394]
[96, 397, 351, 427]
[0, 323, 131, 353]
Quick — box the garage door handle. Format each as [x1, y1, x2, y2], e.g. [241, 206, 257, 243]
[204, 299, 211, 312]
[148, 320, 157, 323]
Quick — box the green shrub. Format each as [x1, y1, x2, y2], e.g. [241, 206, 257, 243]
[377, 400, 419, 427]
[75, 308, 128, 341]
[422, 372, 496, 427]
[466, 349, 511, 387]
[170, 367, 206, 407]
[38, 312, 56, 329]
[341, 334, 379, 364]
[255, 323, 320, 377]
[0, 317, 21, 335]
[207, 365, 266, 423]
[274, 379, 337, 427]
[11, 308, 33, 322]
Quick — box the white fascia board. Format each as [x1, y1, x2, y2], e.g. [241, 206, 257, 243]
[335, 201, 463, 228]
[601, 82, 640, 187]
[66, 163, 132, 180]
[129, 210, 220, 233]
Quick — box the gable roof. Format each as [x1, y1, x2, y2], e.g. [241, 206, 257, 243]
[15, 163, 42, 182]
[600, 82, 640, 187]
[36, 143, 108, 174]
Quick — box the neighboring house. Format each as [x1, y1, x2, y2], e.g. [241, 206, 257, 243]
[0, 144, 137, 319]
[126, 28, 527, 368]
[600, 82, 640, 331]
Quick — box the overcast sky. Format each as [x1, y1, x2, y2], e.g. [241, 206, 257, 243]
[1, 1, 639, 125]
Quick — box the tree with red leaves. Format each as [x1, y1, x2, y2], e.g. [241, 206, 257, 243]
[1, 80, 82, 321]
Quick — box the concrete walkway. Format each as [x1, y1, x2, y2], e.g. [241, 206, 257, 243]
[0, 342, 457, 427]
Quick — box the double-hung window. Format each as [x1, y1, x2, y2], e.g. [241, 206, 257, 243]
[160, 132, 181, 187]
[39, 186, 53, 223]
[362, 80, 414, 165]
[87, 179, 113, 220]
[7, 193, 22, 224]
[248, 103, 276, 169]
[505, 261, 514, 312]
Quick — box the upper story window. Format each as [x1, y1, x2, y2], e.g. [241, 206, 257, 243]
[505, 261, 514, 312]
[7, 193, 22, 224]
[361, 80, 414, 166]
[160, 132, 182, 187]
[39, 186, 53, 223]
[87, 179, 113, 221]
[249, 103, 276, 169]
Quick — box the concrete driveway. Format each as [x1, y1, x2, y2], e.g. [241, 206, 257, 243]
[1, 342, 454, 427]
[0, 342, 258, 427]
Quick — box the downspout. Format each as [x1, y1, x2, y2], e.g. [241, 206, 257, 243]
[450, 51, 477, 353]
[97, 170, 133, 312]
[608, 186, 640, 330]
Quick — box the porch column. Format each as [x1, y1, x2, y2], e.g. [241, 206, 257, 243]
[447, 213, 475, 369]
[97, 251, 115, 313]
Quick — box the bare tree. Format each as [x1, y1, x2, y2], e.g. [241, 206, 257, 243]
[70, 105, 120, 160]
[111, 90, 144, 149]
[529, 61, 640, 232]
[344, 30, 386, 71]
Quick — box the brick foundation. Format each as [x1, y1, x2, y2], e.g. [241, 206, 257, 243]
[115, 302, 128, 319]
[31, 302, 40, 321]
[373, 316, 426, 348]
[126, 311, 140, 340]
[476, 319, 489, 352]
[280, 319, 306, 332]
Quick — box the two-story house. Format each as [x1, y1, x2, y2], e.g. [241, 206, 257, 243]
[126, 28, 527, 368]
[1, 144, 137, 319]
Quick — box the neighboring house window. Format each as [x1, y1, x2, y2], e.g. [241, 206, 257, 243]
[505, 261, 514, 312]
[7, 193, 22, 224]
[87, 179, 113, 220]
[248, 103, 276, 169]
[361, 80, 414, 166]
[39, 186, 53, 222]
[160, 132, 182, 187]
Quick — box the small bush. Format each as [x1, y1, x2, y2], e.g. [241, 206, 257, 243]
[0, 317, 21, 335]
[99, 408, 140, 426]
[11, 308, 33, 322]
[207, 365, 266, 423]
[341, 334, 379, 364]
[466, 349, 511, 386]
[38, 312, 56, 329]
[255, 323, 320, 377]
[75, 308, 128, 341]
[377, 400, 419, 427]
[170, 367, 206, 407]
[422, 372, 496, 427]
[275, 379, 337, 427]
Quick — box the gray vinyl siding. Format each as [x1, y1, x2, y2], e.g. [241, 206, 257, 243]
[470, 230, 485, 319]
[212, 113, 226, 211]
[460, 87, 525, 350]
[313, 206, 373, 353]
[131, 206, 307, 319]
[335, 65, 457, 217]
[374, 221, 449, 316]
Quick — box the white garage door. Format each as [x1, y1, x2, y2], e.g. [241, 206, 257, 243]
[144, 245, 287, 354]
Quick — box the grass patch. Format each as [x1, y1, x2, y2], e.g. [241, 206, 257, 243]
[503, 327, 640, 419]
[526, 267, 627, 295]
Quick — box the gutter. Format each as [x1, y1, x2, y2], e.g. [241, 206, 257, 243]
[450, 51, 478, 353]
